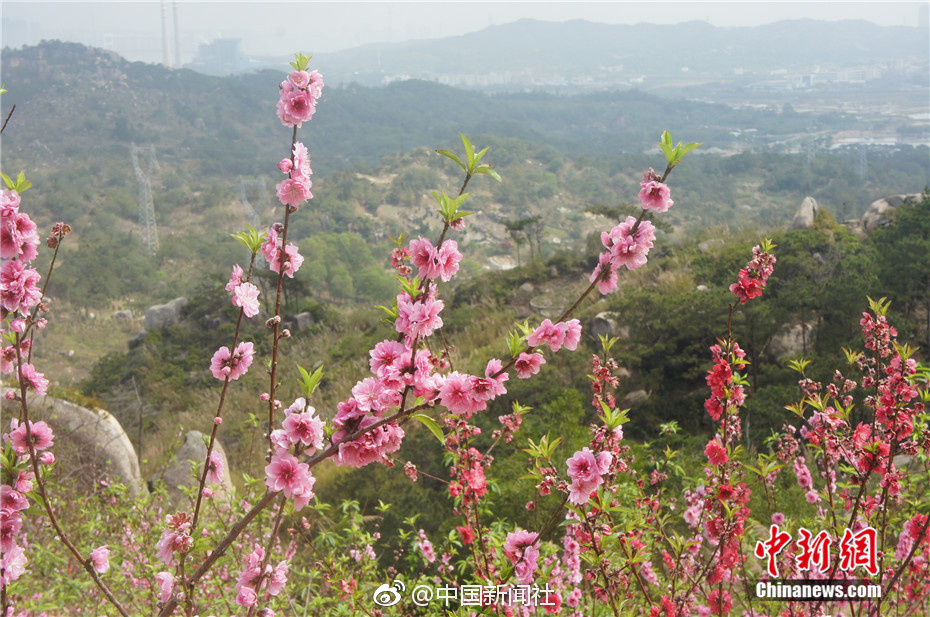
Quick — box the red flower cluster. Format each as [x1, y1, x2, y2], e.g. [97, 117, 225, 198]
[729, 243, 776, 304]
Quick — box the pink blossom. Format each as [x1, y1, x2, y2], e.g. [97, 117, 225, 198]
[590, 252, 619, 295]
[416, 530, 436, 563]
[282, 407, 325, 451]
[261, 224, 279, 264]
[290, 70, 310, 88]
[1, 208, 39, 262]
[1, 509, 23, 553]
[705, 438, 728, 466]
[1, 260, 42, 313]
[209, 341, 254, 381]
[269, 429, 291, 454]
[483, 358, 509, 398]
[395, 295, 444, 340]
[503, 529, 540, 585]
[527, 319, 566, 352]
[333, 398, 366, 428]
[236, 586, 258, 608]
[14, 470, 33, 493]
[1, 486, 28, 512]
[291, 142, 312, 179]
[156, 528, 192, 566]
[269, 243, 304, 278]
[17, 363, 48, 396]
[268, 560, 290, 596]
[333, 416, 404, 468]
[559, 319, 582, 351]
[566, 447, 608, 505]
[225, 264, 244, 293]
[233, 282, 261, 318]
[276, 176, 312, 207]
[515, 352, 545, 378]
[277, 158, 293, 174]
[1, 543, 26, 584]
[306, 70, 324, 98]
[369, 339, 409, 377]
[206, 450, 225, 484]
[155, 572, 174, 603]
[408, 237, 462, 282]
[638, 180, 674, 213]
[265, 452, 315, 503]
[89, 545, 110, 574]
[276, 87, 316, 127]
[438, 371, 485, 418]
[9, 420, 54, 453]
[601, 216, 655, 271]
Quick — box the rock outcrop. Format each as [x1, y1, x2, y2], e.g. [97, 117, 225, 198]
[6, 391, 144, 495]
[860, 194, 923, 233]
[144, 297, 188, 331]
[155, 430, 233, 505]
[769, 322, 816, 359]
[788, 196, 819, 230]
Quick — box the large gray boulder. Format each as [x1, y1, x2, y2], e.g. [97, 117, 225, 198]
[591, 312, 629, 340]
[769, 322, 816, 359]
[861, 194, 922, 233]
[144, 297, 188, 331]
[155, 430, 233, 505]
[4, 391, 144, 495]
[788, 196, 819, 231]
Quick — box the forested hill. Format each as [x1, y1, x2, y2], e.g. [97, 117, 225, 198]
[316, 18, 929, 85]
[0, 39, 905, 181]
[1, 41, 928, 312]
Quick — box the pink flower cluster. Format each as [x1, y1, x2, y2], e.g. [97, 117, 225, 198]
[156, 512, 194, 566]
[408, 237, 462, 282]
[226, 264, 261, 318]
[1, 189, 39, 262]
[637, 178, 674, 213]
[503, 529, 540, 585]
[276, 141, 313, 209]
[209, 341, 255, 381]
[703, 342, 747, 422]
[565, 447, 612, 505]
[262, 223, 304, 278]
[1, 418, 57, 586]
[395, 291, 444, 341]
[1, 190, 44, 325]
[234, 544, 290, 607]
[526, 319, 581, 353]
[729, 243, 776, 304]
[276, 70, 323, 128]
[265, 411, 317, 513]
[590, 216, 656, 294]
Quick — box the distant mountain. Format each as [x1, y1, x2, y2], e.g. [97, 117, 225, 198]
[314, 18, 929, 88]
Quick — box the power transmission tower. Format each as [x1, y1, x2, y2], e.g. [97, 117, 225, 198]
[856, 145, 868, 179]
[238, 175, 269, 228]
[130, 144, 160, 256]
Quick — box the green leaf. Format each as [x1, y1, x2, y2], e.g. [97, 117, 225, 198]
[460, 133, 475, 168]
[230, 224, 265, 254]
[289, 53, 313, 71]
[296, 364, 324, 397]
[412, 413, 444, 444]
[436, 149, 466, 171]
[473, 164, 502, 183]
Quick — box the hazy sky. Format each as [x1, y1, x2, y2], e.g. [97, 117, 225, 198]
[2, 2, 926, 65]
